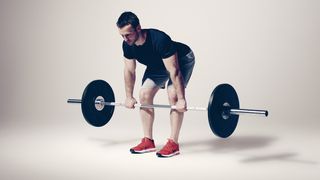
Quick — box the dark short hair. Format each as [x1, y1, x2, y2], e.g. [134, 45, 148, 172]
[116, 11, 140, 29]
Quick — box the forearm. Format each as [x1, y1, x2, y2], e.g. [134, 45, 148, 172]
[124, 69, 136, 98]
[170, 69, 185, 100]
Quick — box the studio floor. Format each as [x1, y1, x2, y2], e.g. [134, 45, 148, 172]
[0, 109, 319, 180]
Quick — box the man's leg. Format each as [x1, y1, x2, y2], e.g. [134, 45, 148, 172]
[167, 85, 184, 143]
[139, 87, 160, 139]
[155, 85, 182, 157]
[157, 51, 195, 157]
[166, 50, 195, 143]
[129, 87, 159, 154]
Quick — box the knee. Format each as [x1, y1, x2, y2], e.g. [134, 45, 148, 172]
[139, 89, 154, 104]
[167, 88, 178, 105]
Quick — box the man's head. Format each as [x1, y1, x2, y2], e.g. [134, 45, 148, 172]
[117, 11, 141, 46]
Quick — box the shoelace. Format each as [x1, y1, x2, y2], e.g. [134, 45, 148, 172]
[162, 141, 176, 153]
[137, 138, 152, 149]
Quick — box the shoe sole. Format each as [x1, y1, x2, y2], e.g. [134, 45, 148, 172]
[156, 151, 180, 158]
[130, 148, 156, 154]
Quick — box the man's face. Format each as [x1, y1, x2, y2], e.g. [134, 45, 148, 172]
[118, 24, 140, 46]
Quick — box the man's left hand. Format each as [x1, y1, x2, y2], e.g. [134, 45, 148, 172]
[175, 99, 187, 112]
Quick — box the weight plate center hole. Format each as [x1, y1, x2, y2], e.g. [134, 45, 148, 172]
[222, 102, 230, 120]
[95, 96, 105, 111]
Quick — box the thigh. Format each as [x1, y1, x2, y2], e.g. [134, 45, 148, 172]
[141, 69, 169, 89]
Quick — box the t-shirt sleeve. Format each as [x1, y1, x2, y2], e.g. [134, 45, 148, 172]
[154, 32, 177, 59]
[122, 41, 135, 59]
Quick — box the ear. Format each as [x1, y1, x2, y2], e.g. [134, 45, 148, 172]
[135, 25, 141, 32]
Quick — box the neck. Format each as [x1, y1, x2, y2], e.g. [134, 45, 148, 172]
[135, 30, 146, 46]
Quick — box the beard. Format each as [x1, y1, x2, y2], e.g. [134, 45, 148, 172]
[125, 40, 135, 46]
[125, 33, 139, 46]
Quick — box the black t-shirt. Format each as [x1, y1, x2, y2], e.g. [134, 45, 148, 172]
[122, 28, 191, 71]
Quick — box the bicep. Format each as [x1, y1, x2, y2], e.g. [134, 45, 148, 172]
[163, 53, 179, 73]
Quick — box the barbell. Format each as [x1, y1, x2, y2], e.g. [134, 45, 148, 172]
[67, 80, 268, 138]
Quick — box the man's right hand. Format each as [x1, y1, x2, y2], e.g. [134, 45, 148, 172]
[125, 97, 137, 109]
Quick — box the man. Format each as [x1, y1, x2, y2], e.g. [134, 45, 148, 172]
[117, 11, 195, 158]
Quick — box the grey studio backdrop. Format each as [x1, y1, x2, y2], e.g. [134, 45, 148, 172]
[0, 0, 319, 180]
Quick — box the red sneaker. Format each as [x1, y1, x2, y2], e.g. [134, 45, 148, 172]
[130, 137, 156, 154]
[156, 139, 180, 158]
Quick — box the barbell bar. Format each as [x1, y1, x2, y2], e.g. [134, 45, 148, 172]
[67, 80, 268, 138]
[67, 99, 268, 116]
[67, 99, 208, 111]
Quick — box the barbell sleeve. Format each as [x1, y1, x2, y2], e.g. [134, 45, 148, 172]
[67, 99, 82, 103]
[229, 109, 268, 117]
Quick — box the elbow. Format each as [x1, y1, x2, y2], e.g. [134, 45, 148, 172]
[169, 68, 180, 78]
[124, 68, 135, 77]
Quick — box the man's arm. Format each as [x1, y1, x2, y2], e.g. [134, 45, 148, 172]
[124, 58, 137, 108]
[163, 53, 187, 111]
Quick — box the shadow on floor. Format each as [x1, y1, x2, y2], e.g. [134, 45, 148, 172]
[241, 152, 318, 165]
[180, 135, 276, 153]
[88, 137, 138, 147]
[181, 135, 317, 165]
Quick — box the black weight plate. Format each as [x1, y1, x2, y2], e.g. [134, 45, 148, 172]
[81, 80, 115, 127]
[208, 84, 239, 138]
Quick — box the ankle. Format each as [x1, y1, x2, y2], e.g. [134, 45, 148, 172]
[169, 138, 178, 144]
[144, 137, 153, 141]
